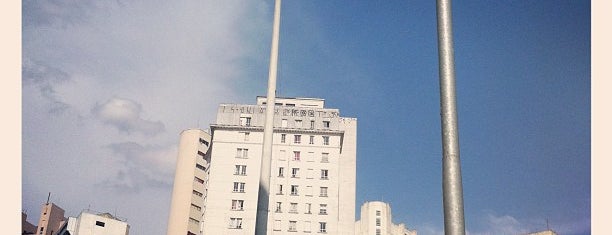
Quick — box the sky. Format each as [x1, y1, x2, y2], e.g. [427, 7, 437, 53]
[20, 1, 590, 235]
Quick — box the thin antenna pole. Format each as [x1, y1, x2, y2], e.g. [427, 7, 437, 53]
[436, 0, 466, 235]
[255, 0, 281, 234]
[46, 192, 51, 204]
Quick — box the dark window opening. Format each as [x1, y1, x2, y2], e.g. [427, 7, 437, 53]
[95, 221, 105, 227]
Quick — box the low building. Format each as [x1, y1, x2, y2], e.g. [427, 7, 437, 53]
[22, 212, 37, 234]
[355, 201, 417, 235]
[56, 210, 130, 235]
[36, 202, 66, 235]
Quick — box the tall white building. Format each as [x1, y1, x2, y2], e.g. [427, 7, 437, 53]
[166, 97, 357, 235]
[355, 201, 417, 235]
[166, 129, 212, 235]
[56, 210, 130, 235]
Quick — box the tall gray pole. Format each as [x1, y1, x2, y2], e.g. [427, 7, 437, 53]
[256, 0, 281, 234]
[436, 0, 466, 235]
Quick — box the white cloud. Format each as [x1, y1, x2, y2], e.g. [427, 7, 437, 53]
[92, 97, 165, 136]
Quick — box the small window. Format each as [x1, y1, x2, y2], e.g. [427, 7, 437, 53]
[319, 204, 327, 215]
[278, 167, 285, 177]
[294, 135, 301, 144]
[310, 120, 315, 129]
[291, 185, 299, 196]
[320, 187, 328, 197]
[243, 132, 250, 141]
[231, 200, 244, 210]
[320, 169, 329, 180]
[319, 222, 327, 233]
[236, 148, 248, 158]
[289, 221, 297, 232]
[95, 221, 105, 227]
[199, 138, 209, 146]
[234, 165, 247, 175]
[196, 163, 206, 171]
[323, 136, 330, 145]
[240, 117, 251, 126]
[323, 121, 330, 128]
[290, 203, 298, 213]
[281, 134, 286, 143]
[276, 202, 282, 212]
[309, 135, 315, 144]
[321, 153, 329, 163]
[291, 168, 300, 178]
[233, 182, 246, 193]
[295, 120, 303, 128]
[229, 218, 243, 229]
[293, 151, 301, 161]
[193, 190, 203, 197]
[282, 119, 288, 128]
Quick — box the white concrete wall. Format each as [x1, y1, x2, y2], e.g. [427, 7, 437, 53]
[73, 212, 129, 235]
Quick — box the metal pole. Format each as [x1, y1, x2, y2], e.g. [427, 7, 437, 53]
[436, 0, 466, 235]
[256, 0, 281, 234]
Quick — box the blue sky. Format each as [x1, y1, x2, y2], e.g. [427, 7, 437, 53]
[20, 1, 590, 235]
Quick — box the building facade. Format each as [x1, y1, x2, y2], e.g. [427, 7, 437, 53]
[355, 201, 417, 235]
[167, 97, 357, 235]
[56, 210, 130, 235]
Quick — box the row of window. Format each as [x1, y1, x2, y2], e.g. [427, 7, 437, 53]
[277, 167, 330, 180]
[236, 148, 332, 163]
[239, 116, 331, 130]
[281, 134, 330, 145]
[276, 184, 329, 197]
[274, 220, 328, 233]
[274, 202, 328, 215]
[230, 182, 329, 197]
[229, 217, 328, 233]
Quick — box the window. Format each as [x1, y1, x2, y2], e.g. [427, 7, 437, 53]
[279, 150, 286, 160]
[281, 134, 286, 143]
[310, 120, 315, 129]
[275, 202, 282, 212]
[229, 218, 243, 229]
[293, 151, 301, 161]
[376, 218, 381, 226]
[191, 203, 202, 211]
[306, 186, 313, 196]
[236, 148, 248, 158]
[319, 204, 327, 215]
[376, 228, 381, 235]
[243, 132, 250, 141]
[194, 176, 204, 184]
[95, 221, 105, 227]
[307, 152, 314, 162]
[277, 184, 284, 195]
[309, 135, 315, 144]
[323, 121, 330, 128]
[199, 138, 209, 146]
[234, 165, 247, 175]
[193, 190, 203, 197]
[278, 167, 285, 177]
[274, 220, 282, 231]
[322, 136, 330, 145]
[307, 169, 314, 179]
[289, 221, 297, 232]
[189, 217, 199, 224]
[291, 168, 300, 178]
[233, 182, 245, 192]
[231, 200, 244, 210]
[291, 185, 299, 196]
[305, 203, 312, 214]
[196, 163, 206, 171]
[240, 117, 251, 126]
[320, 187, 328, 197]
[295, 120, 303, 128]
[320, 169, 329, 180]
[376, 210, 381, 216]
[197, 150, 206, 157]
[321, 153, 329, 163]
[319, 222, 327, 233]
[282, 119, 288, 127]
[290, 203, 298, 213]
[294, 135, 301, 144]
